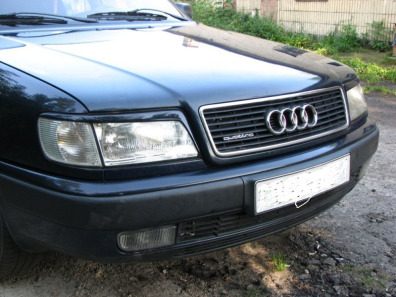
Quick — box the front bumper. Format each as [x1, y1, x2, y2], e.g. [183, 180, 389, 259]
[0, 120, 378, 262]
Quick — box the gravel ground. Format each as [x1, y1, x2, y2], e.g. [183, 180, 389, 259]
[1, 93, 395, 297]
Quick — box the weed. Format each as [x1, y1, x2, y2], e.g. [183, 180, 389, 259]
[243, 287, 263, 297]
[272, 252, 288, 272]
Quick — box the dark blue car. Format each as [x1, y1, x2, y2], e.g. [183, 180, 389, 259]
[0, 0, 378, 276]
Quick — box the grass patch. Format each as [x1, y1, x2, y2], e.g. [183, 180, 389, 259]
[364, 85, 396, 96]
[336, 51, 396, 95]
[337, 57, 396, 84]
[333, 49, 396, 66]
[343, 265, 390, 291]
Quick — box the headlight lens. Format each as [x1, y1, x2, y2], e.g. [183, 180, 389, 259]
[38, 118, 102, 167]
[94, 121, 198, 166]
[347, 84, 368, 121]
[38, 118, 198, 167]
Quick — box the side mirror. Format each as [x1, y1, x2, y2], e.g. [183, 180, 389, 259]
[175, 3, 193, 19]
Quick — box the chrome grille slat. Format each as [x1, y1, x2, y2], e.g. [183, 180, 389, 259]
[203, 105, 265, 115]
[205, 109, 265, 119]
[206, 115, 266, 126]
[200, 87, 349, 156]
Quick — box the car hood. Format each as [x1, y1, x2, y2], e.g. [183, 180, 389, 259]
[0, 25, 353, 113]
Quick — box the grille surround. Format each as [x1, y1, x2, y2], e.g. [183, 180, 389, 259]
[200, 87, 350, 157]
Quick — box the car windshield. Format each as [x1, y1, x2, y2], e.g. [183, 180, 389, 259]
[0, 0, 183, 20]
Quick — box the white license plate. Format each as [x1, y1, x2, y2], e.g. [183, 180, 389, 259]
[255, 155, 350, 214]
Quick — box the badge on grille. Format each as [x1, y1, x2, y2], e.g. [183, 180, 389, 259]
[266, 104, 318, 135]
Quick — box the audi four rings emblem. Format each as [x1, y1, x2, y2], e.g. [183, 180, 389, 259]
[266, 104, 318, 135]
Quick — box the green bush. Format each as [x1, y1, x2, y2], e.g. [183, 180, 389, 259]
[321, 24, 362, 53]
[189, 0, 365, 53]
[285, 32, 315, 49]
[189, 0, 289, 43]
[364, 21, 393, 52]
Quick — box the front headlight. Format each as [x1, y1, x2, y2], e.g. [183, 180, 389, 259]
[38, 118, 198, 167]
[93, 121, 198, 166]
[347, 84, 368, 121]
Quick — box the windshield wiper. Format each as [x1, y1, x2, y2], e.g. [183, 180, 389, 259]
[129, 9, 188, 21]
[87, 9, 187, 22]
[0, 13, 97, 26]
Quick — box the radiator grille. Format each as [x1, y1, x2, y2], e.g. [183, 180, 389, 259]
[177, 212, 247, 241]
[200, 87, 349, 157]
[177, 211, 275, 242]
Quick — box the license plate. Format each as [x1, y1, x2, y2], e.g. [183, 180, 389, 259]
[255, 155, 350, 214]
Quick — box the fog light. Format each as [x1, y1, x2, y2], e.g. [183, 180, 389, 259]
[117, 226, 176, 252]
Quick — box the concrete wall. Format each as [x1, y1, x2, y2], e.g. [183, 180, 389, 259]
[235, 0, 396, 39]
[261, 0, 279, 19]
[236, 0, 262, 15]
[279, 0, 396, 38]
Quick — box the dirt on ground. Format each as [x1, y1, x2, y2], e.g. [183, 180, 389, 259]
[1, 93, 395, 297]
